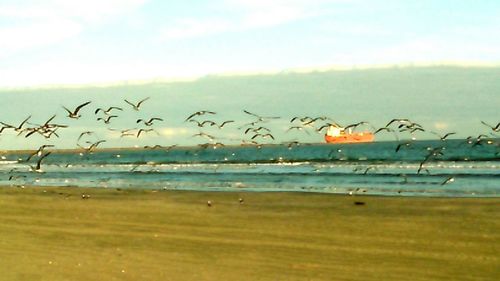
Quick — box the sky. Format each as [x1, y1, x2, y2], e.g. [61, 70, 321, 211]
[0, 1, 499, 150]
[1, 0, 500, 87]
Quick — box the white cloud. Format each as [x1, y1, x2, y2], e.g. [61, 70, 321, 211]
[0, 19, 82, 57]
[160, 18, 231, 40]
[0, 0, 147, 57]
[376, 37, 500, 64]
[0, 0, 147, 23]
[159, 0, 336, 41]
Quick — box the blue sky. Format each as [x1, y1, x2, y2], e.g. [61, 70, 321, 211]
[1, 0, 500, 87]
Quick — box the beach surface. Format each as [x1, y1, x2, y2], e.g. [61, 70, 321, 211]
[0, 186, 498, 281]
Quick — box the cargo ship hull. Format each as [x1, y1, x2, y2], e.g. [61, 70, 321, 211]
[324, 132, 374, 144]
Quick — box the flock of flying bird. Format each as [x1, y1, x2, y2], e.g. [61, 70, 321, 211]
[0, 97, 499, 179]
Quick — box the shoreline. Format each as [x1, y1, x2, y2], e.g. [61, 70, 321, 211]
[0, 186, 498, 280]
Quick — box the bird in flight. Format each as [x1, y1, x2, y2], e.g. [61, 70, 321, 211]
[243, 110, 280, 122]
[63, 101, 91, 119]
[185, 110, 216, 122]
[29, 151, 52, 173]
[97, 115, 118, 124]
[441, 176, 455, 185]
[124, 97, 150, 111]
[137, 128, 158, 138]
[77, 131, 95, 141]
[251, 133, 275, 140]
[25, 145, 54, 162]
[1, 115, 32, 132]
[78, 140, 106, 153]
[95, 106, 123, 115]
[136, 117, 163, 126]
[431, 132, 456, 141]
[480, 121, 500, 132]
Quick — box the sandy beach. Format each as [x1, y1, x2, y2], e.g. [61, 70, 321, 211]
[0, 186, 498, 281]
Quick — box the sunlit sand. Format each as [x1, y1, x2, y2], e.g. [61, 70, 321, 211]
[0, 186, 498, 280]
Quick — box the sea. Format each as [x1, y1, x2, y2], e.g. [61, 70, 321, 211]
[1, 139, 499, 197]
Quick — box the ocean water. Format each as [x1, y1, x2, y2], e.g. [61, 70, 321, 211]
[1, 139, 499, 197]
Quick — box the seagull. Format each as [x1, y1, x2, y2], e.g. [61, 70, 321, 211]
[0, 115, 31, 132]
[124, 97, 150, 111]
[63, 101, 91, 119]
[164, 144, 178, 152]
[302, 116, 331, 126]
[97, 115, 118, 124]
[78, 140, 106, 153]
[431, 132, 456, 141]
[245, 126, 271, 134]
[95, 106, 123, 115]
[136, 117, 163, 126]
[243, 110, 280, 122]
[251, 133, 275, 140]
[290, 116, 313, 123]
[385, 118, 411, 128]
[27, 115, 67, 131]
[480, 121, 500, 132]
[215, 120, 234, 129]
[286, 126, 310, 135]
[77, 131, 94, 141]
[316, 122, 342, 132]
[395, 141, 413, 152]
[185, 110, 216, 122]
[374, 127, 395, 134]
[353, 166, 376, 174]
[441, 176, 455, 185]
[238, 121, 261, 129]
[400, 127, 425, 134]
[344, 121, 375, 131]
[0, 124, 11, 134]
[109, 128, 138, 138]
[144, 145, 164, 149]
[29, 151, 52, 173]
[25, 145, 54, 162]
[192, 132, 215, 141]
[136, 128, 158, 138]
[467, 134, 490, 147]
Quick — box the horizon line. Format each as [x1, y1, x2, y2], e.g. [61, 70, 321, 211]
[2, 60, 500, 91]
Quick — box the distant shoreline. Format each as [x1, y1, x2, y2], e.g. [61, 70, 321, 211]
[2, 63, 500, 91]
[1, 137, 498, 154]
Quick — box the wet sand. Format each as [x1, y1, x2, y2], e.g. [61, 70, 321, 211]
[0, 186, 498, 281]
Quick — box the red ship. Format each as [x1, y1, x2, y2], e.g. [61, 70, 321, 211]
[324, 125, 374, 144]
